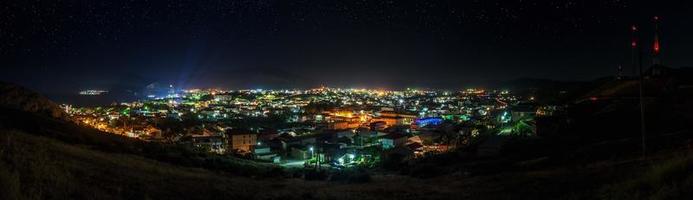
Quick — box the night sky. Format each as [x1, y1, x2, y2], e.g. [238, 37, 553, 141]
[2, 0, 692, 95]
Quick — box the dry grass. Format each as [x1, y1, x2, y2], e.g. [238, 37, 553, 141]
[3, 127, 693, 200]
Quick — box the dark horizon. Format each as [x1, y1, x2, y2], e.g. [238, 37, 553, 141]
[2, 1, 693, 96]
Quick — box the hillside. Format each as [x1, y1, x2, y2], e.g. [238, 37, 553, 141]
[3, 121, 693, 200]
[0, 82, 67, 120]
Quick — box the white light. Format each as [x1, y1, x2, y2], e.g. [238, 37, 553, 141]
[348, 154, 355, 159]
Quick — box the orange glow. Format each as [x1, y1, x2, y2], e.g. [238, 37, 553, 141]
[334, 111, 353, 118]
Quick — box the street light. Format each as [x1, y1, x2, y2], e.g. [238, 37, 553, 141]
[309, 146, 318, 169]
[309, 146, 314, 159]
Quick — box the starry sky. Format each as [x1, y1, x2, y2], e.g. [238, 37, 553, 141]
[1, 0, 692, 95]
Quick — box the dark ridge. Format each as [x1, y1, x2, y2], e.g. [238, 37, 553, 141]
[0, 81, 67, 120]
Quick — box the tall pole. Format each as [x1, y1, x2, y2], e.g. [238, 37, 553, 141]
[652, 16, 661, 66]
[633, 25, 647, 156]
[631, 25, 638, 77]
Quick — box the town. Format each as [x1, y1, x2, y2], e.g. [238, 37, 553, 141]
[64, 86, 557, 169]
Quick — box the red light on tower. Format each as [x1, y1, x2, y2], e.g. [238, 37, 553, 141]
[653, 16, 661, 55]
[631, 25, 638, 48]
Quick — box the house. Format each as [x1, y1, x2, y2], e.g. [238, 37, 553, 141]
[253, 143, 272, 154]
[318, 143, 346, 164]
[510, 103, 537, 122]
[132, 125, 162, 140]
[381, 132, 408, 149]
[252, 144, 280, 163]
[369, 121, 387, 131]
[226, 129, 258, 153]
[285, 134, 319, 146]
[417, 131, 443, 144]
[180, 134, 227, 154]
[384, 146, 415, 162]
[335, 129, 356, 138]
[257, 131, 279, 141]
[352, 129, 387, 147]
[266, 138, 288, 151]
[407, 142, 425, 157]
[375, 111, 417, 126]
[289, 145, 311, 160]
[327, 120, 361, 130]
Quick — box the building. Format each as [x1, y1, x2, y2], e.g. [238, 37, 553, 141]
[384, 146, 415, 162]
[510, 103, 537, 122]
[226, 129, 258, 153]
[131, 125, 161, 139]
[381, 132, 408, 149]
[373, 111, 417, 127]
[369, 121, 387, 131]
[327, 120, 360, 130]
[290, 145, 311, 160]
[252, 144, 280, 163]
[180, 134, 227, 154]
[406, 142, 425, 157]
[414, 117, 443, 128]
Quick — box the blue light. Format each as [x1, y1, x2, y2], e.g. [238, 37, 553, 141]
[415, 117, 443, 127]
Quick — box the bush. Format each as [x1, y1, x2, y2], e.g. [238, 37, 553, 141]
[329, 168, 371, 183]
[347, 169, 372, 183]
[407, 163, 448, 178]
[600, 154, 693, 199]
[303, 170, 328, 181]
[0, 162, 21, 200]
[381, 153, 404, 170]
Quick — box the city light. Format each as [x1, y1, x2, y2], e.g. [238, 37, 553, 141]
[67, 86, 529, 169]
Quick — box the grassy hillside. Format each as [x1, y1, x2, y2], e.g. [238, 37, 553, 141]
[0, 127, 459, 200]
[0, 107, 283, 178]
[3, 124, 693, 200]
[0, 129, 267, 199]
